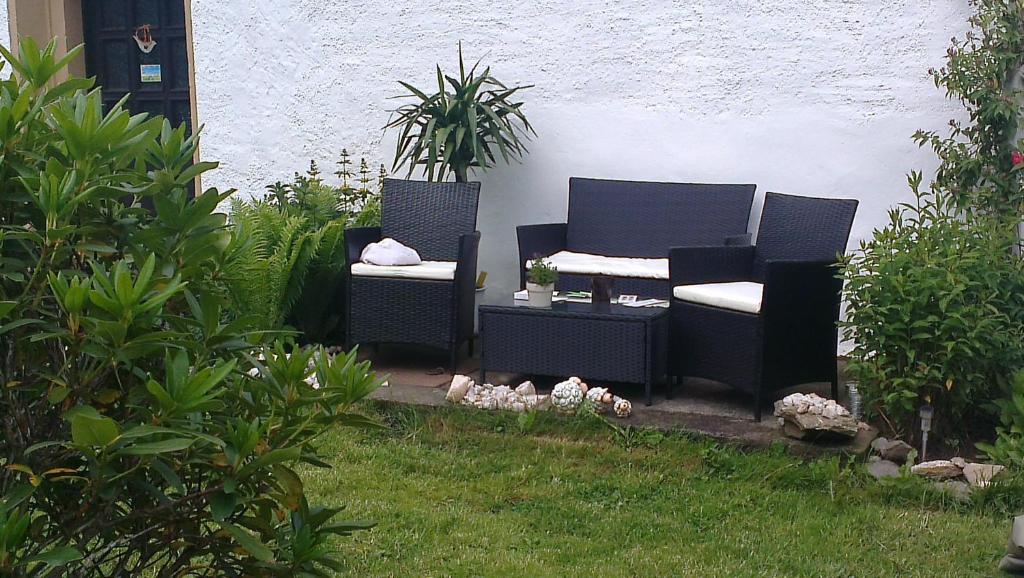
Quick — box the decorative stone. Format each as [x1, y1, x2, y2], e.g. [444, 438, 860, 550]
[514, 381, 536, 397]
[933, 480, 971, 502]
[446, 374, 474, 403]
[865, 458, 901, 480]
[963, 463, 1005, 488]
[870, 437, 915, 464]
[950, 457, 967, 469]
[1009, 515, 1024, 559]
[585, 387, 610, 412]
[613, 398, 632, 418]
[910, 460, 963, 480]
[773, 393, 859, 440]
[551, 378, 586, 413]
[1000, 555, 1024, 575]
[448, 377, 551, 413]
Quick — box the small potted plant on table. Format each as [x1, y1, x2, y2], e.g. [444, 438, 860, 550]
[526, 258, 558, 308]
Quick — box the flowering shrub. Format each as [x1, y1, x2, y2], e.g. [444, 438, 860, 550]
[913, 0, 1024, 221]
[844, 1, 1024, 444]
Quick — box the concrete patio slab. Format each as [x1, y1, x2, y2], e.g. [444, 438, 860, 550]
[363, 345, 873, 458]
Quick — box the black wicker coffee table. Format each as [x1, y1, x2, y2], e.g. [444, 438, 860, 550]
[479, 301, 669, 405]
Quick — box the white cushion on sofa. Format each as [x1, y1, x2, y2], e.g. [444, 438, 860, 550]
[528, 250, 668, 280]
[672, 282, 763, 314]
[351, 261, 457, 281]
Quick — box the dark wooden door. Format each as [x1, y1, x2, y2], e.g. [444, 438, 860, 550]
[82, 0, 192, 131]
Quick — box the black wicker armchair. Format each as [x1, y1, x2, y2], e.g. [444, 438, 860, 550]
[517, 178, 756, 298]
[669, 192, 858, 420]
[345, 179, 481, 372]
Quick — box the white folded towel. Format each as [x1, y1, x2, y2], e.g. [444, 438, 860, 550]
[360, 238, 422, 266]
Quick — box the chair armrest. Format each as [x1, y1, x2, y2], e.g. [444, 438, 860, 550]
[724, 233, 752, 246]
[455, 232, 482, 291]
[760, 259, 844, 363]
[765, 260, 843, 319]
[517, 223, 567, 288]
[669, 245, 755, 286]
[345, 227, 382, 266]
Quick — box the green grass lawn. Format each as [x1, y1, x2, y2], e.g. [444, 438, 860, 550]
[301, 404, 1019, 577]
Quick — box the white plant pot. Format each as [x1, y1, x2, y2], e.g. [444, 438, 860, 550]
[526, 282, 554, 308]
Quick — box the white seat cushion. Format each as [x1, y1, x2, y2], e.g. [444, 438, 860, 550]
[351, 261, 457, 281]
[528, 250, 668, 280]
[672, 282, 764, 314]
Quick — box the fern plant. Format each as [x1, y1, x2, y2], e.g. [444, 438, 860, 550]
[225, 159, 383, 341]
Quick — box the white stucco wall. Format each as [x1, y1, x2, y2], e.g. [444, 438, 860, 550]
[190, 0, 970, 345]
[0, 2, 9, 50]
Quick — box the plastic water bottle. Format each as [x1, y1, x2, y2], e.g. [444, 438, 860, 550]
[845, 382, 863, 420]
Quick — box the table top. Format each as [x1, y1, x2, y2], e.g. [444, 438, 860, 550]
[479, 300, 668, 320]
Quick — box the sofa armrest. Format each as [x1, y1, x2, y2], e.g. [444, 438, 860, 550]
[517, 223, 567, 288]
[345, 227, 382, 267]
[669, 245, 755, 286]
[725, 233, 752, 246]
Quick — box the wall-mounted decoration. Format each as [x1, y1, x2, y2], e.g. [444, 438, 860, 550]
[140, 64, 162, 83]
[133, 24, 157, 53]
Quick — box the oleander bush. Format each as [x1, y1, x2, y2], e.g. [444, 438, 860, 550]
[0, 39, 383, 575]
[226, 155, 383, 342]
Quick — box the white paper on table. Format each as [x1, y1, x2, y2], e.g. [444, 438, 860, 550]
[622, 298, 669, 308]
[514, 290, 568, 302]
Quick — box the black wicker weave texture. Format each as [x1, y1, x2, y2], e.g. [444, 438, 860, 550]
[480, 304, 669, 403]
[346, 179, 482, 370]
[668, 191, 859, 420]
[565, 178, 756, 258]
[381, 178, 480, 261]
[751, 192, 859, 280]
[349, 277, 454, 347]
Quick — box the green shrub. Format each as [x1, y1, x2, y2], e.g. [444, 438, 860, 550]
[0, 39, 383, 575]
[226, 156, 382, 342]
[978, 370, 1024, 467]
[841, 174, 1024, 440]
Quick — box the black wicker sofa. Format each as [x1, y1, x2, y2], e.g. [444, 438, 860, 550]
[516, 178, 756, 298]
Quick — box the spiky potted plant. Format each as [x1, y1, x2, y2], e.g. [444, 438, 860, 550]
[385, 43, 535, 182]
[526, 258, 558, 308]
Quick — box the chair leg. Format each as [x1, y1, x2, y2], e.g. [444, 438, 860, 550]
[449, 346, 458, 375]
[830, 362, 840, 401]
[468, 338, 475, 358]
[754, 387, 763, 422]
